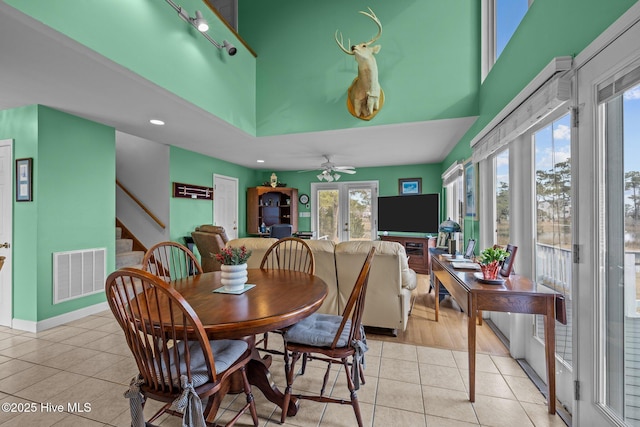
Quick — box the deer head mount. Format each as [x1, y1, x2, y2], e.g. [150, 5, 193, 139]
[335, 8, 384, 121]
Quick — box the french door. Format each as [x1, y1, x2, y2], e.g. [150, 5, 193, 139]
[310, 181, 378, 243]
[574, 15, 640, 426]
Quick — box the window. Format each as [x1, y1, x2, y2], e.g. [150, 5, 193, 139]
[496, 0, 529, 58]
[442, 162, 464, 248]
[494, 149, 510, 245]
[482, 0, 531, 79]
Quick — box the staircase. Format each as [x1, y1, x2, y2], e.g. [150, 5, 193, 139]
[116, 224, 145, 269]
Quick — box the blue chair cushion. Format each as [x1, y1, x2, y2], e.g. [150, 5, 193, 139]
[284, 313, 351, 348]
[168, 339, 248, 387]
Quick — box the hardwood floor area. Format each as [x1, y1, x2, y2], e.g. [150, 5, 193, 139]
[367, 273, 511, 357]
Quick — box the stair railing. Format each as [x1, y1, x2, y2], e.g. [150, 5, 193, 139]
[116, 180, 166, 229]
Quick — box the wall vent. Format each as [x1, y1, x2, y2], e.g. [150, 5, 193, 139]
[53, 248, 106, 304]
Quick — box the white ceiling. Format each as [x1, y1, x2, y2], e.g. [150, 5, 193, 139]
[0, 3, 477, 172]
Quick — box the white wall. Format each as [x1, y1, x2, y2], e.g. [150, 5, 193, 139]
[115, 131, 170, 247]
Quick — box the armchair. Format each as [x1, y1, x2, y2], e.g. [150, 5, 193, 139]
[191, 225, 229, 272]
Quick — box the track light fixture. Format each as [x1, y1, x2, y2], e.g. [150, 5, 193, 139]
[165, 0, 237, 56]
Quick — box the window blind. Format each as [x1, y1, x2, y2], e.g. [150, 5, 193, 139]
[471, 57, 572, 163]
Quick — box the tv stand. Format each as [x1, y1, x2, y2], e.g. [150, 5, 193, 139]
[380, 235, 436, 274]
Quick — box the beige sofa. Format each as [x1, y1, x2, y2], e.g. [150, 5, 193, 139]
[225, 238, 417, 332]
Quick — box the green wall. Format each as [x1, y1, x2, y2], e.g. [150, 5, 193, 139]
[239, 0, 480, 136]
[169, 146, 260, 241]
[5, 0, 257, 135]
[0, 105, 115, 322]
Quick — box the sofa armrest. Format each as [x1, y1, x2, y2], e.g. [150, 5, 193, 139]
[402, 267, 417, 291]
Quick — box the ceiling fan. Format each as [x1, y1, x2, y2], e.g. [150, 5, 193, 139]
[301, 155, 356, 182]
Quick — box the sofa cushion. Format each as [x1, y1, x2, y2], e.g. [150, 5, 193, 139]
[226, 238, 277, 269]
[305, 240, 339, 315]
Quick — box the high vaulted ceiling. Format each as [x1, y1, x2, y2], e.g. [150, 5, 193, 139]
[0, 2, 477, 172]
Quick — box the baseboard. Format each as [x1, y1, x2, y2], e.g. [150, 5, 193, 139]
[11, 302, 109, 333]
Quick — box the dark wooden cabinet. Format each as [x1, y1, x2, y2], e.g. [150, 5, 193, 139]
[247, 187, 298, 234]
[380, 235, 436, 274]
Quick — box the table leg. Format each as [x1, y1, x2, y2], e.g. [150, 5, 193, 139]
[544, 299, 557, 414]
[434, 276, 440, 322]
[246, 342, 300, 417]
[468, 294, 477, 402]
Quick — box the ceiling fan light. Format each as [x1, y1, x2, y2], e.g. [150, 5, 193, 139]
[333, 173, 341, 181]
[317, 173, 324, 181]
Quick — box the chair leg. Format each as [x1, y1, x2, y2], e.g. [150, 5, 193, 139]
[281, 351, 301, 424]
[263, 332, 269, 350]
[341, 358, 363, 427]
[240, 366, 259, 426]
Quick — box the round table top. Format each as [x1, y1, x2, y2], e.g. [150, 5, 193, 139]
[169, 269, 328, 339]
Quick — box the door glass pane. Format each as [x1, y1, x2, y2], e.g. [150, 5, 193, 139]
[348, 188, 373, 241]
[495, 149, 510, 246]
[317, 189, 339, 243]
[601, 81, 640, 423]
[534, 113, 573, 366]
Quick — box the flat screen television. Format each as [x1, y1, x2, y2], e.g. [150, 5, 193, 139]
[377, 193, 440, 234]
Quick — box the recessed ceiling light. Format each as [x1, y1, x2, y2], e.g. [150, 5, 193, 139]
[257, 159, 265, 163]
[150, 119, 165, 126]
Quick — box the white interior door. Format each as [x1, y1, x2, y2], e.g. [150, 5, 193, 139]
[0, 140, 13, 327]
[574, 15, 640, 426]
[213, 174, 239, 240]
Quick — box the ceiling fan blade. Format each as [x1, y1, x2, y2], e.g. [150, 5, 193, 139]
[334, 166, 355, 170]
[340, 169, 357, 174]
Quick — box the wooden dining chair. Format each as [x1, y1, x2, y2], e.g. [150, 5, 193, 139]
[259, 237, 316, 353]
[105, 267, 258, 427]
[142, 241, 203, 282]
[260, 237, 315, 274]
[280, 247, 375, 427]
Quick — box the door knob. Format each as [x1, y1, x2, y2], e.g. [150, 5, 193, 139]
[0, 242, 10, 249]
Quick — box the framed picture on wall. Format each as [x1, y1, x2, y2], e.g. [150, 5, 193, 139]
[16, 158, 33, 202]
[464, 160, 477, 218]
[398, 178, 422, 195]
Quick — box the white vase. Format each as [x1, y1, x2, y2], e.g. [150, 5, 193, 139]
[220, 263, 248, 291]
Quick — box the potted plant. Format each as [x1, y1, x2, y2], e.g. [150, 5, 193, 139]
[214, 246, 252, 291]
[477, 246, 509, 280]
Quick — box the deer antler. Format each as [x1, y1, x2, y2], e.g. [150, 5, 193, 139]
[335, 8, 381, 54]
[359, 7, 382, 46]
[334, 30, 354, 55]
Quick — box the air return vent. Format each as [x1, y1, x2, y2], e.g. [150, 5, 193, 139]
[53, 248, 106, 304]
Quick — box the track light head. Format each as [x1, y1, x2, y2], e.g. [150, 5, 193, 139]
[193, 10, 209, 32]
[223, 40, 237, 56]
[166, 1, 237, 57]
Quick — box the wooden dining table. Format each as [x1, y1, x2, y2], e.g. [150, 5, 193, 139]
[168, 268, 328, 417]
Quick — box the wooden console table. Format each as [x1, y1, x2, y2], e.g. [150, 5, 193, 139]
[431, 253, 567, 414]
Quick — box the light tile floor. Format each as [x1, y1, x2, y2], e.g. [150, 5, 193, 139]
[0, 311, 567, 426]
